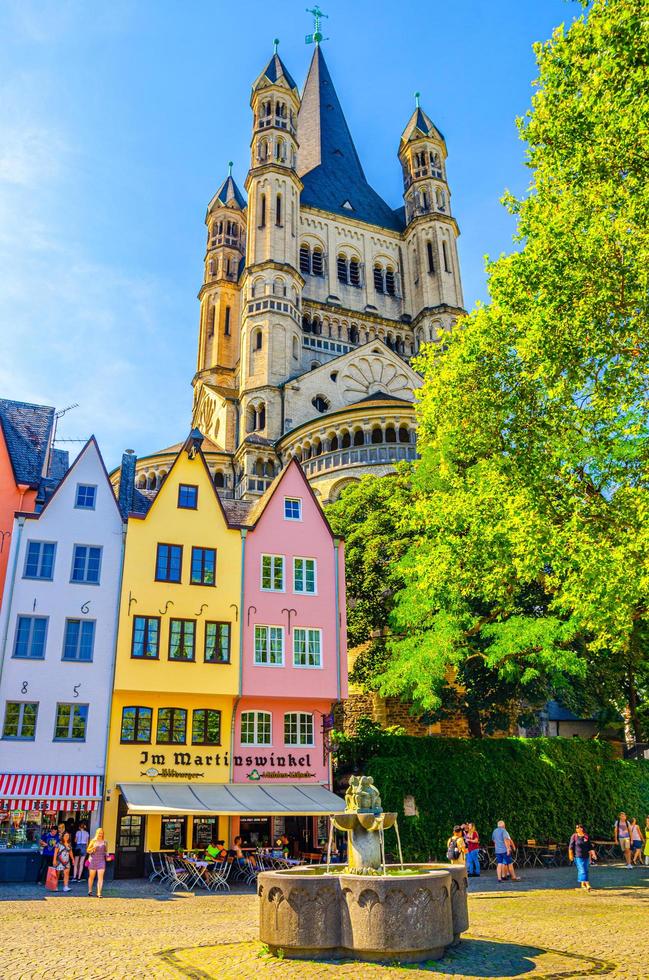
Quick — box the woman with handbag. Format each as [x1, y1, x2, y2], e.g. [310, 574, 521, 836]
[86, 827, 111, 898]
[53, 832, 74, 892]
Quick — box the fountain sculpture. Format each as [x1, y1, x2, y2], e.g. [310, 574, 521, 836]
[258, 776, 468, 962]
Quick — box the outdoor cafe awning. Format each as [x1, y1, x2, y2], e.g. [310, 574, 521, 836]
[118, 782, 346, 816]
[0, 774, 102, 811]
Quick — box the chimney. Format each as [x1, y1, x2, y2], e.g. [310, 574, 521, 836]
[118, 449, 136, 518]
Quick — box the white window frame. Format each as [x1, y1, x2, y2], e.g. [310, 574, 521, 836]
[74, 484, 97, 510]
[253, 625, 284, 666]
[293, 557, 317, 595]
[62, 618, 96, 662]
[2, 700, 39, 740]
[284, 711, 315, 746]
[22, 540, 56, 581]
[240, 710, 272, 745]
[260, 554, 285, 592]
[293, 627, 322, 669]
[70, 544, 103, 585]
[53, 702, 89, 742]
[283, 497, 302, 521]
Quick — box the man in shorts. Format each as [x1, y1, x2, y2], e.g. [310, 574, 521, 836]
[614, 811, 632, 868]
[492, 820, 520, 881]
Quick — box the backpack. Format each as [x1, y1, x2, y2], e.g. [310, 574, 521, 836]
[447, 838, 460, 861]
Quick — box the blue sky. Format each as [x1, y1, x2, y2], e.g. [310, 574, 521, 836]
[0, 0, 578, 468]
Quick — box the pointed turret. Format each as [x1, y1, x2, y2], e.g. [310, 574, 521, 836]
[252, 50, 299, 95]
[400, 105, 445, 147]
[297, 45, 402, 231]
[207, 171, 246, 215]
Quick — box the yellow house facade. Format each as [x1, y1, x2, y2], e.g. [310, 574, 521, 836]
[104, 432, 243, 874]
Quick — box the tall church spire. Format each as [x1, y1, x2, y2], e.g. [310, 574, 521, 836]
[297, 46, 402, 231]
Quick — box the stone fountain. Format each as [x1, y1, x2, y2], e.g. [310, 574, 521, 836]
[258, 776, 468, 962]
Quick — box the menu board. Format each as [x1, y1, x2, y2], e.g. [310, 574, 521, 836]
[160, 816, 186, 850]
[193, 818, 217, 849]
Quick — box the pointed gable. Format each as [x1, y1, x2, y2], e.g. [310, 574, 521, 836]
[23, 436, 122, 524]
[400, 106, 445, 145]
[252, 52, 298, 93]
[297, 46, 404, 232]
[207, 173, 246, 214]
[248, 458, 334, 540]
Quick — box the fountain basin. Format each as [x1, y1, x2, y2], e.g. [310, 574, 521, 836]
[258, 864, 463, 962]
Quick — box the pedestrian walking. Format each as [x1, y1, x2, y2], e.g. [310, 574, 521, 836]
[86, 827, 109, 898]
[644, 816, 649, 867]
[613, 811, 633, 868]
[37, 824, 59, 885]
[73, 821, 90, 881]
[492, 820, 520, 882]
[629, 818, 644, 866]
[53, 832, 74, 892]
[446, 826, 466, 865]
[464, 821, 481, 877]
[568, 823, 597, 891]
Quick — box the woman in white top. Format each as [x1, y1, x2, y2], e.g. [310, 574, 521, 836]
[73, 822, 90, 881]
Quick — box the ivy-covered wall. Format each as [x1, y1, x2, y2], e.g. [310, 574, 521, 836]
[334, 733, 649, 861]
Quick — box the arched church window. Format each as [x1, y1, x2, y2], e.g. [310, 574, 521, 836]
[312, 248, 324, 276]
[353, 429, 364, 447]
[442, 240, 451, 273]
[436, 188, 446, 211]
[264, 461, 274, 478]
[311, 317, 322, 336]
[312, 440, 322, 456]
[312, 395, 330, 413]
[214, 471, 225, 488]
[398, 426, 410, 443]
[254, 458, 264, 477]
[276, 138, 285, 162]
[224, 306, 231, 336]
[349, 325, 359, 343]
[385, 426, 397, 443]
[385, 267, 396, 296]
[341, 431, 351, 449]
[337, 255, 348, 284]
[373, 264, 385, 294]
[247, 406, 257, 433]
[276, 193, 282, 226]
[349, 258, 360, 287]
[260, 193, 266, 228]
[258, 403, 266, 429]
[301, 313, 311, 333]
[427, 241, 435, 273]
[371, 427, 383, 444]
[330, 435, 339, 451]
[292, 336, 298, 360]
[300, 244, 310, 274]
[254, 329, 263, 351]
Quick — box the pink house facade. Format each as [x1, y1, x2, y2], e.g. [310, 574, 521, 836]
[231, 460, 347, 852]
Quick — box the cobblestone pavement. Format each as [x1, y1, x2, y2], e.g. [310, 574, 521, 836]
[0, 865, 647, 979]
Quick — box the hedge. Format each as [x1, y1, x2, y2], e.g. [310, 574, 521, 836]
[334, 734, 649, 862]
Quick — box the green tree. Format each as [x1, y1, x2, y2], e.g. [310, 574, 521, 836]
[378, 0, 649, 739]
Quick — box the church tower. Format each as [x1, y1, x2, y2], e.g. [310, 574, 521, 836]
[235, 45, 304, 491]
[398, 100, 464, 348]
[196, 167, 246, 383]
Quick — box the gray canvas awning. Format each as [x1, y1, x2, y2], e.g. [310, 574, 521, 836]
[118, 782, 345, 816]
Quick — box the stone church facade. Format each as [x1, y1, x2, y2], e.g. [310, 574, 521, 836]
[130, 42, 464, 502]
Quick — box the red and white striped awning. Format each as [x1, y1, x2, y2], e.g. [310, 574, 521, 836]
[0, 774, 101, 812]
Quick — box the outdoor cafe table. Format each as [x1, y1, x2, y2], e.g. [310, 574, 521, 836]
[593, 840, 617, 861]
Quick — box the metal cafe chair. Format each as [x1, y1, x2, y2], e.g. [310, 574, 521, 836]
[147, 851, 169, 883]
[205, 857, 232, 893]
[178, 856, 206, 891]
[162, 852, 189, 892]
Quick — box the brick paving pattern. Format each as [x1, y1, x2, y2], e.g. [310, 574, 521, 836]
[0, 865, 647, 979]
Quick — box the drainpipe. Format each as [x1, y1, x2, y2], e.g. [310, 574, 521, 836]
[229, 528, 247, 783]
[333, 537, 342, 701]
[97, 519, 127, 827]
[0, 515, 25, 692]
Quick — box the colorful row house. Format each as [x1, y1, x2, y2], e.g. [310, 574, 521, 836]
[0, 438, 124, 880]
[104, 432, 346, 878]
[0, 428, 347, 879]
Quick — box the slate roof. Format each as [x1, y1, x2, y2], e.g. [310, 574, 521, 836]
[208, 173, 246, 213]
[254, 52, 298, 93]
[355, 391, 412, 405]
[48, 448, 69, 481]
[0, 399, 55, 487]
[400, 106, 444, 144]
[297, 46, 404, 232]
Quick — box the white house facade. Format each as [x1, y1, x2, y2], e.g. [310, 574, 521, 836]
[0, 437, 125, 848]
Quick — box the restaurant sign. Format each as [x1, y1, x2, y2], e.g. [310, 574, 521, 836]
[138, 750, 316, 781]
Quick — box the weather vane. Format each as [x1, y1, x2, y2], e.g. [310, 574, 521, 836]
[305, 5, 329, 45]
